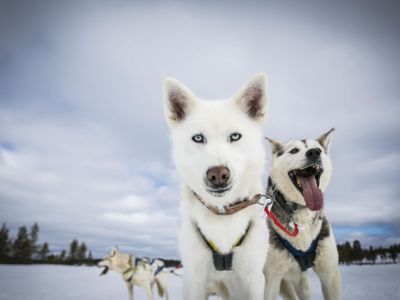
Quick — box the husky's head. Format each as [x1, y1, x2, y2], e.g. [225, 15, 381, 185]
[164, 74, 268, 204]
[267, 129, 335, 211]
[98, 246, 132, 276]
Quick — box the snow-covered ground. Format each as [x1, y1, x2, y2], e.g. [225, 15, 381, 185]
[0, 264, 399, 299]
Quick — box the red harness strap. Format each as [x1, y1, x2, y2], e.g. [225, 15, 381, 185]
[264, 204, 299, 237]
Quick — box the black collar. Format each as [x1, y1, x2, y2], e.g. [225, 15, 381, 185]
[267, 177, 307, 222]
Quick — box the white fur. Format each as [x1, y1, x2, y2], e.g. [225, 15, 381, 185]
[164, 74, 269, 300]
[98, 247, 169, 300]
[264, 131, 341, 300]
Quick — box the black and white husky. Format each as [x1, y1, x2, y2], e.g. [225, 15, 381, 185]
[163, 74, 269, 299]
[264, 129, 341, 300]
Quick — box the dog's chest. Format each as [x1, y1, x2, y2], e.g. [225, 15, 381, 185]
[271, 216, 322, 253]
[193, 208, 252, 254]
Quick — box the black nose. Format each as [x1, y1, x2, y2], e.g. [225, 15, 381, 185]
[206, 166, 230, 187]
[306, 148, 322, 159]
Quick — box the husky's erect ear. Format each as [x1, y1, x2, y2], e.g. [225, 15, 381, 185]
[317, 128, 335, 153]
[265, 137, 284, 157]
[234, 73, 268, 122]
[163, 77, 197, 126]
[110, 246, 119, 257]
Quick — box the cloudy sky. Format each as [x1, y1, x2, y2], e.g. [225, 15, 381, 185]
[0, 0, 399, 258]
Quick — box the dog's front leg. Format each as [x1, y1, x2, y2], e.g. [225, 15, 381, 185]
[317, 267, 341, 300]
[127, 283, 134, 300]
[292, 273, 311, 300]
[313, 230, 341, 300]
[264, 270, 283, 300]
[135, 278, 153, 300]
[143, 280, 154, 300]
[182, 266, 208, 300]
[264, 249, 286, 300]
[233, 269, 265, 300]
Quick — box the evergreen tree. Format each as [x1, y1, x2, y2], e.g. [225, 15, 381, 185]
[77, 242, 87, 262]
[69, 240, 79, 261]
[388, 246, 397, 263]
[0, 223, 10, 261]
[337, 244, 343, 264]
[13, 226, 32, 262]
[352, 240, 363, 263]
[368, 246, 377, 264]
[30, 223, 40, 256]
[343, 241, 352, 265]
[88, 250, 93, 261]
[59, 250, 66, 261]
[39, 242, 50, 261]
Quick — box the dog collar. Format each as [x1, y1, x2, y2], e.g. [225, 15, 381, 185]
[267, 177, 307, 214]
[192, 183, 302, 238]
[192, 191, 262, 215]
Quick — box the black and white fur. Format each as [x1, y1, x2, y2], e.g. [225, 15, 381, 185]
[264, 129, 341, 300]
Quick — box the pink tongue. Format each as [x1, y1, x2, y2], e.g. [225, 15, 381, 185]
[299, 176, 323, 211]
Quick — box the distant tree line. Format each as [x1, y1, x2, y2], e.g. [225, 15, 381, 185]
[0, 222, 96, 265]
[2, 222, 399, 267]
[337, 240, 399, 265]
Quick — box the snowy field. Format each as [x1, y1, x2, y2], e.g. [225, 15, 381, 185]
[0, 264, 399, 300]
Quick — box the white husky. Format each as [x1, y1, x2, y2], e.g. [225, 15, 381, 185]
[163, 74, 269, 299]
[263, 129, 341, 300]
[98, 247, 169, 300]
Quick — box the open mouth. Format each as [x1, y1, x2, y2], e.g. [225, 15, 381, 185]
[206, 186, 232, 197]
[99, 266, 109, 276]
[288, 164, 324, 211]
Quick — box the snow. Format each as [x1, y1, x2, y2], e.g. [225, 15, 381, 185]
[0, 264, 399, 299]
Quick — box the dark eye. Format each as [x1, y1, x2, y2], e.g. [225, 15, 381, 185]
[289, 148, 299, 154]
[192, 134, 205, 144]
[229, 132, 242, 142]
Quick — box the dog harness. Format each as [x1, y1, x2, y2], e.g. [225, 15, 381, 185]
[277, 234, 319, 272]
[154, 265, 164, 277]
[122, 255, 137, 282]
[195, 221, 252, 271]
[266, 178, 321, 271]
[267, 178, 307, 215]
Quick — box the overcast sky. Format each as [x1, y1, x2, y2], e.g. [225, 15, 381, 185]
[0, 0, 399, 258]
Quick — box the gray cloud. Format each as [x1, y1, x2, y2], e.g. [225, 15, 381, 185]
[0, 0, 399, 257]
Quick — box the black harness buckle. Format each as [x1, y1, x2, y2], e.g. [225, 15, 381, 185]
[213, 252, 233, 271]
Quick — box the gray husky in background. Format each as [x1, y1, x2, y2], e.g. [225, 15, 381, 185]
[264, 129, 341, 300]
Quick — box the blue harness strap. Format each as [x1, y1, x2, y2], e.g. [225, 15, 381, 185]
[134, 257, 142, 267]
[154, 265, 164, 277]
[277, 234, 319, 272]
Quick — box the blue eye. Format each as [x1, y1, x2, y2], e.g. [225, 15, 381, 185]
[229, 132, 242, 142]
[192, 134, 205, 143]
[289, 148, 299, 154]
